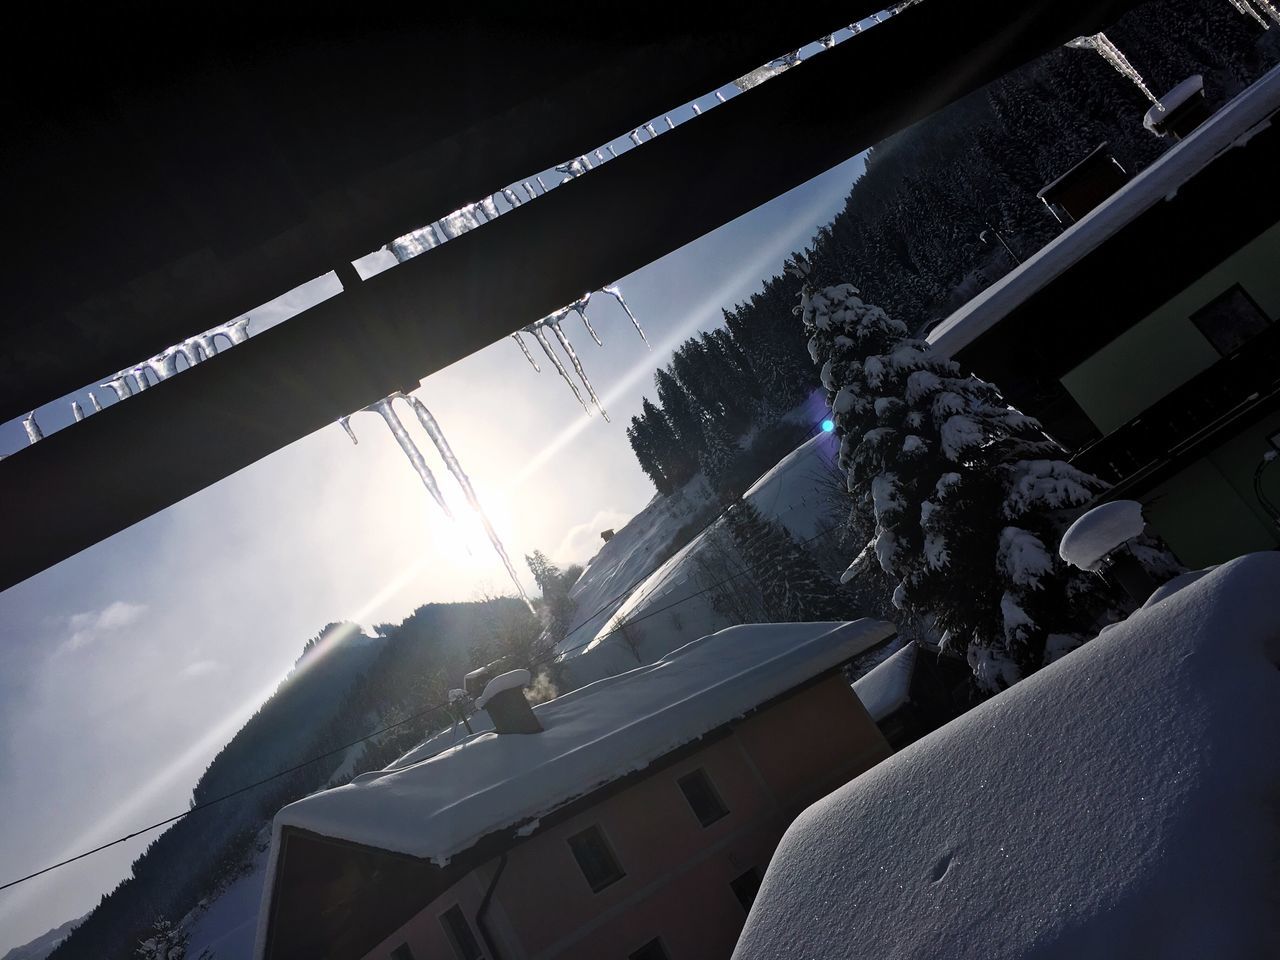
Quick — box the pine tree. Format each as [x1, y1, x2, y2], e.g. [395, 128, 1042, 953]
[524, 550, 576, 641]
[726, 500, 846, 623]
[698, 415, 738, 494]
[797, 273, 1136, 691]
[135, 918, 187, 960]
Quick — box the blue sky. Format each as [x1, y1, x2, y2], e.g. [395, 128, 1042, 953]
[0, 151, 866, 952]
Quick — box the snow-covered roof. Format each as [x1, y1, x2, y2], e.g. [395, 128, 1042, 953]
[852, 641, 916, 721]
[271, 618, 894, 866]
[927, 65, 1280, 359]
[734, 552, 1280, 960]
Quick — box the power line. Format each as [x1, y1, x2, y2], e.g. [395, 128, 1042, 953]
[0, 509, 848, 894]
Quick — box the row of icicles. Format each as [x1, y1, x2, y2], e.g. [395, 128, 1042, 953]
[18, 316, 251, 449]
[1069, 1, 1280, 110]
[342, 284, 648, 602]
[15, 5, 906, 452]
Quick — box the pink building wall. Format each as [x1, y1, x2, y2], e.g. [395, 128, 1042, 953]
[362, 673, 889, 960]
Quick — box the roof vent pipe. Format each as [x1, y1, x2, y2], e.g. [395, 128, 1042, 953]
[476, 669, 543, 734]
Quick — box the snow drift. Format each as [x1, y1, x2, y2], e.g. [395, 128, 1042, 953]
[735, 552, 1280, 960]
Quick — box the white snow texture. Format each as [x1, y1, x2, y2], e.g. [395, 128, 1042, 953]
[1059, 499, 1146, 571]
[734, 552, 1280, 960]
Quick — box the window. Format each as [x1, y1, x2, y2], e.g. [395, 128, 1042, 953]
[567, 825, 625, 892]
[629, 938, 671, 960]
[439, 905, 483, 960]
[390, 945, 415, 960]
[730, 867, 763, 913]
[1189, 284, 1271, 356]
[677, 769, 729, 827]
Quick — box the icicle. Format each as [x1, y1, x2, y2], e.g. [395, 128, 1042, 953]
[339, 416, 358, 444]
[644, 122, 658, 138]
[22, 413, 43, 444]
[72, 400, 85, 422]
[536, 175, 548, 192]
[820, 33, 836, 48]
[103, 375, 133, 402]
[502, 187, 523, 208]
[530, 324, 590, 413]
[132, 366, 154, 390]
[88, 391, 102, 413]
[1067, 33, 1160, 106]
[521, 181, 538, 201]
[629, 129, 644, 147]
[549, 321, 609, 421]
[663, 116, 675, 131]
[225, 317, 251, 344]
[691, 102, 702, 115]
[594, 149, 606, 163]
[1255, 0, 1280, 25]
[511, 331, 540, 371]
[715, 90, 727, 102]
[605, 144, 618, 159]
[1227, 0, 1272, 28]
[480, 195, 501, 220]
[602, 284, 649, 347]
[403, 395, 531, 605]
[574, 304, 602, 346]
[364, 397, 452, 515]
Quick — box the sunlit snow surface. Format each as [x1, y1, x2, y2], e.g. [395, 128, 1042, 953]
[736, 552, 1280, 960]
[261, 618, 894, 867]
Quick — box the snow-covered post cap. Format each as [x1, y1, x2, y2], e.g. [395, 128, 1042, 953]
[1059, 500, 1146, 571]
[475, 669, 532, 710]
[1060, 499, 1157, 604]
[448, 688, 468, 703]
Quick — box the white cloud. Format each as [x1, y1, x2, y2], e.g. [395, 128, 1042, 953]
[555, 509, 633, 566]
[181, 660, 224, 678]
[59, 600, 147, 653]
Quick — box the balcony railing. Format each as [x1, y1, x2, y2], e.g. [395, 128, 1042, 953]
[1071, 320, 1280, 491]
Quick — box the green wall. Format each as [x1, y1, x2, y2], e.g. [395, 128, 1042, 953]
[1061, 220, 1280, 434]
[1140, 410, 1280, 568]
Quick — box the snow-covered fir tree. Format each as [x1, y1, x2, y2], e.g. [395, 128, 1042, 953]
[698, 415, 738, 495]
[727, 500, 847, 623]
[795, 268, 1135, 691]
[134, 917, 187, 960]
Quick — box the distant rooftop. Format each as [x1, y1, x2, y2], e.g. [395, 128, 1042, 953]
[927, 63, 1280, 359]
[270, 618, 893, 866]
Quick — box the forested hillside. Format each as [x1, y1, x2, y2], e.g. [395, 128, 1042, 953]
[629, 0, 1280, 491]
[48, 599, 524, 960]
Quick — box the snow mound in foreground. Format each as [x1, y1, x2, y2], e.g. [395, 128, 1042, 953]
[735, 552, 1280, 960]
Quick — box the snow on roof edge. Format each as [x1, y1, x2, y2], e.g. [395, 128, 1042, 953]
[853, 640, 917, 721]
[927, 65, 1280, 359]
[268, 618, 895, 868]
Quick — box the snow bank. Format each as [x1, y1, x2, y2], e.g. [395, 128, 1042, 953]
[928, 65, 1280, 358]
[1058, 498, 1146, 570]
[734, 553, 1280, 960]
[558, 475, 715, 655]
[270, 619, 894, 867]
[852, 641, 916, 721]
[563, 432, 846, 685]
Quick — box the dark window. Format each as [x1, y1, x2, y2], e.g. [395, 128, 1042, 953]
[677, 769, 729, 827]
[629, 938, 670, 960]
[1189, 284, 1271, 356]
[730, 867, 763, 913]
[390, 945, 415, 960]
[567, 825, 625, 892]
[439, 905, 483, 960]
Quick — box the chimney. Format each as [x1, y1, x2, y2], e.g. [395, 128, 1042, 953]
[476, 668, 543, 735]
